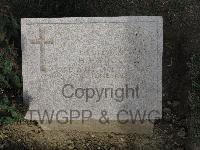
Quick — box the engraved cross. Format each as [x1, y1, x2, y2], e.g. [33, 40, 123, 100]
[30, 27, 53, 72]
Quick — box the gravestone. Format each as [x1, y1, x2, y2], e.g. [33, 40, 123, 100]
[21, 17, 163, 134]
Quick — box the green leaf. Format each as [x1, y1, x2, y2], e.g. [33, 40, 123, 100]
[1, 96, 10, 105]
[10, 73, 22, 88]
[11, 110, 18, 118]
[0, 74, 9, 88]
[3, 60, 13, 74]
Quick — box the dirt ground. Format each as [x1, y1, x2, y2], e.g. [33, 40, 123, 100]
[0, 121, 162, 150]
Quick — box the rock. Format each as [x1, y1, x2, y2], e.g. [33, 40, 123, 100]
[74, 142, 86, 149]
[120, 138, 125, 142]
[108, 133, 114, 138]
[66, 140, 75, 150]
[91, 134, 95, 138]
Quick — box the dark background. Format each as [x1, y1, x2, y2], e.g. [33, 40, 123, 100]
[0, 0, 199, 149]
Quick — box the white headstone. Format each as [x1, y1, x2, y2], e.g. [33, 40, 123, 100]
[22, 17, 163, 133]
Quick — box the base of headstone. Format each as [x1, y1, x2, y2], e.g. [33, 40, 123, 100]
[37, 120, 154, 135]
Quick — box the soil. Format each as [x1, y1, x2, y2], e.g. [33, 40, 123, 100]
[0, 121, 161, 150]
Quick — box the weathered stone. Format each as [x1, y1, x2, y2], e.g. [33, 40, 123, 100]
[21, 17, 163, 134]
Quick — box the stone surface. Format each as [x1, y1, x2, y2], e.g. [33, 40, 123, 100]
[21, 17, 163, 132]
